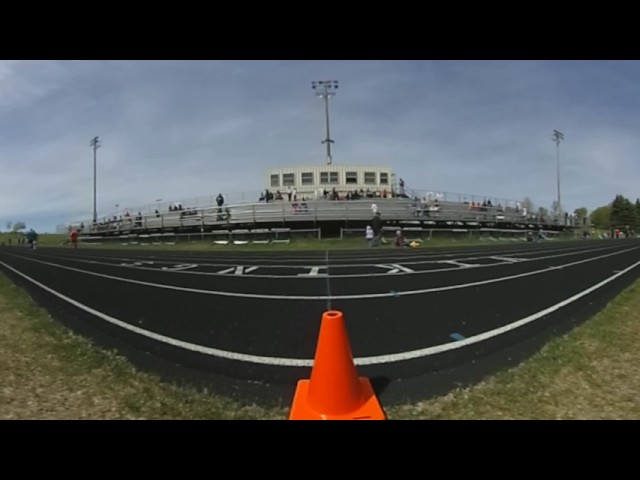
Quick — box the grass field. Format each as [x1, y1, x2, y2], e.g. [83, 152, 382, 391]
[6, 231, 577, 253]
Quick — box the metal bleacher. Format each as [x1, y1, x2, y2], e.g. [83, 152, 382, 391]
[74, 189, 575, 243]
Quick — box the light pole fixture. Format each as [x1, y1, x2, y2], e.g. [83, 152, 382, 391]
[311, 80, 339, 165]
[552, 129, 564, 219]
[90, 136, 101, 223]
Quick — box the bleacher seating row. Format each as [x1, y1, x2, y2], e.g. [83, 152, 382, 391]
[80, 198, 568, 235]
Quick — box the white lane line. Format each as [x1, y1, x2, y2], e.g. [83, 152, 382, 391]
[437, 260, 479, 268]
[297, 266, 327, 277]
[489, 256, 526, 263]
[1, 257, 638, 367]
[0, 260, 309, 367]
[356, 258, 640, 365]
[325, 250, 332, 311]
[28, 244, 622, 280]
[38, 243, 619, 270]
[46, 242, 619, 267]
[376, 264, 415, 274]
[161, 264, 198, 271]
[2, 246, 639, 301]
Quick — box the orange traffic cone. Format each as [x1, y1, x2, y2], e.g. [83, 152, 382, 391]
[289, 310, 386, 420]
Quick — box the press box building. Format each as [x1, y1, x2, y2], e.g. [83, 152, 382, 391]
[266, 164, 398, 198]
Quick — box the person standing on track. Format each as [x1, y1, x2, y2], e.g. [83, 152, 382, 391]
[365, 225, 374, 248]
[70, 228, 78, 249]
[371, 212, 383, 247]
[26, 229, 38, 250]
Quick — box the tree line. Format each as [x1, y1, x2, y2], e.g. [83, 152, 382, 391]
[2, 221, 27, 233]
[522, 195, 640, 232]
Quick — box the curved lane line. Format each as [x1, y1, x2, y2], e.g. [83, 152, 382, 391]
[1, 257, 639, 367]
[27, 243, 623, 280]
[3, 246, 638, 300]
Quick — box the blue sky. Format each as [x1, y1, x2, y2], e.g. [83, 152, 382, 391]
[1, 60, 638, 232]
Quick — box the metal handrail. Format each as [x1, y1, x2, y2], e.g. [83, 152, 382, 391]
[75, 197, 576, 235]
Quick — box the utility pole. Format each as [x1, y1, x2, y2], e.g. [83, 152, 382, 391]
[311, 80, 339, 165]
[90, 136, 101, 223]
[552, 129, 564, 219]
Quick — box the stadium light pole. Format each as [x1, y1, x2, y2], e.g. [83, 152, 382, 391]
[552, 130, 564, 220]
[90, 136, 101, 224]
[311, 80, 339, 165]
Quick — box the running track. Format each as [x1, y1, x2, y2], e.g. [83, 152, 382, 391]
[1, 239, 639, 406]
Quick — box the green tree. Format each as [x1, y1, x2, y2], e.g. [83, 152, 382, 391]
[537, 207, 548, 220]
[590, 205, 611, 230]
[12, 221, 26, 232]
[522, 197, 535, 214]
[5, 221, 11, 231]
[574, 207, 588, 227]
[610, 194, 637, 230]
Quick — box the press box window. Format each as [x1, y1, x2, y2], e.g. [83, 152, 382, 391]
[270, 174, 280, 187]
[282, 173, 295, 186]
[364, 172, 376, 185]
[345, 171, 358, 184]
[301, 172, 314, 185]
[321, 172, 339, 184]
[380, 172, 389, 185]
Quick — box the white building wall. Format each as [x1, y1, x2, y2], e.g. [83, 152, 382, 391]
[266, 165, 395, 195]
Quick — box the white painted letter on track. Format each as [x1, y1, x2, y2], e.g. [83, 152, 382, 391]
[161, 264, 198, 271]
[297, 266, 327, 276]
[120, 261, 154, 268]
[376, 264, 414, 274]
[217, 266, 258, 275]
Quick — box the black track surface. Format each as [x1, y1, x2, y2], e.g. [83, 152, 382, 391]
[1, 239, 639, 408]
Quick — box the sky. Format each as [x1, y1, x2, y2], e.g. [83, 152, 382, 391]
[1, 60, 638, 232]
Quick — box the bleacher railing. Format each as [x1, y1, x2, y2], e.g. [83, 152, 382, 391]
[70, 196, 577, 236]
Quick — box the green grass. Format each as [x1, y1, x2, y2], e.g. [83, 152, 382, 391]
[386, 278, 640, 420]
[0, 272, 287, 419]
[0, 233, 67, 247]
